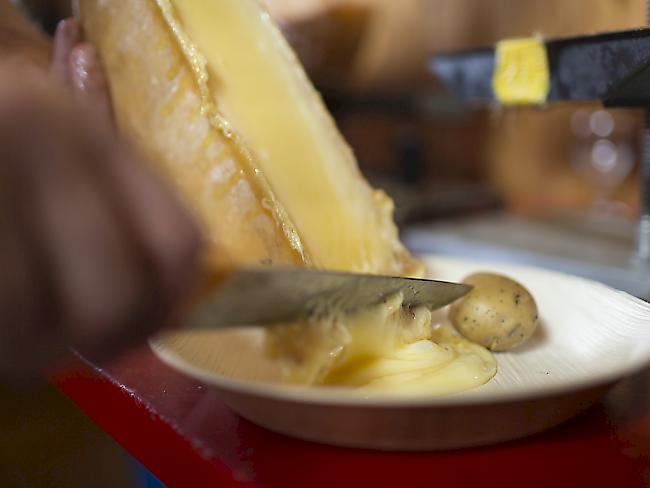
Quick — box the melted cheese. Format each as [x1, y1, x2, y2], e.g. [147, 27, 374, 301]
[267, 294, 496, 394]
[326, 329, 496, 395]
[164, 0, 419, 274]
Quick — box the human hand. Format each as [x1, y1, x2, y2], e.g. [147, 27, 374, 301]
[51, 17, 113, 126]
[0, 25, 202, 381]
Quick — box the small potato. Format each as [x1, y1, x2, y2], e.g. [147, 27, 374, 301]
[449, 273, 539, 352]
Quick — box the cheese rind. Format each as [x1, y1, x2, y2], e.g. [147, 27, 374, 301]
[79, 0, 304, 267]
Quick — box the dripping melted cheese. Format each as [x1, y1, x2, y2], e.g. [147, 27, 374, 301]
[267, 294, 497, 395]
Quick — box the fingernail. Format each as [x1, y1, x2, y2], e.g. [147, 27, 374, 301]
[54, 18, 81, 48]
[70, 44, 97, 92]
[69, 44, 115, 129]
[52, 19, 82, 83]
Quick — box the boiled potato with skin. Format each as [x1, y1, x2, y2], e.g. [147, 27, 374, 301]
[449, 273, 539, 352]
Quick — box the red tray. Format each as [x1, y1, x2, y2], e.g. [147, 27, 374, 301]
[52, 348, 650, 488]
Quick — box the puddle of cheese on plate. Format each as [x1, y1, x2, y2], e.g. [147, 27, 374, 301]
[267, 293, 497, 394]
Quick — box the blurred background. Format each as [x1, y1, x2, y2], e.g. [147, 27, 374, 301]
[6, 0, 650, 486]
[266, 0, 649, 299]
[268, 0, 644, 218]
[30, 0, 647, 218]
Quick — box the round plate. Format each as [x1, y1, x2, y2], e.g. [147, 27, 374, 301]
[150, 256, 650, 450]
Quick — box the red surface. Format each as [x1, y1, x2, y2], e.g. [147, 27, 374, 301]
[52, 348, 650, 488]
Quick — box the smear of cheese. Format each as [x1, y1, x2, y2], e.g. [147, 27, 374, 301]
[327, 327, 497, 395]
[492, 37, 550, 106]
[267, 294, 497, 394]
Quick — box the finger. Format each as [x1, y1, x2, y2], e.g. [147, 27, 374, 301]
[20, 118, 160, 358]
[69, 43, 114, 129]
[0, 75, 193, 363]
[0, 231, 66, 383]
[0, 106, 67, 380]
[96, 141, 203, 322]
[51, 18, 81, 86]
[0, 77, 157, 370]
[36, 162, 152, 357]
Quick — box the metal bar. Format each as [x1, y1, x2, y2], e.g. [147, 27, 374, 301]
[431, 24, 650, 268]
[430, 29, 650, 106]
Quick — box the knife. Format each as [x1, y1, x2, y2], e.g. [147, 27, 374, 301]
[429, 28, 650, 107]
[183, 266, 471, 330]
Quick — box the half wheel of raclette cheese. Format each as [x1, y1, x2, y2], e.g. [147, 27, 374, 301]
[77, 0, 423, 276]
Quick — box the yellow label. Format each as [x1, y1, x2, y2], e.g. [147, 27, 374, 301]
[492, 37, 550, 106]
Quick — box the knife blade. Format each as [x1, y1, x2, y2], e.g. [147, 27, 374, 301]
[183, 266, 471, 330]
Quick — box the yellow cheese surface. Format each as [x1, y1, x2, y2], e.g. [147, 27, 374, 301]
[157, 0, 423, 276]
